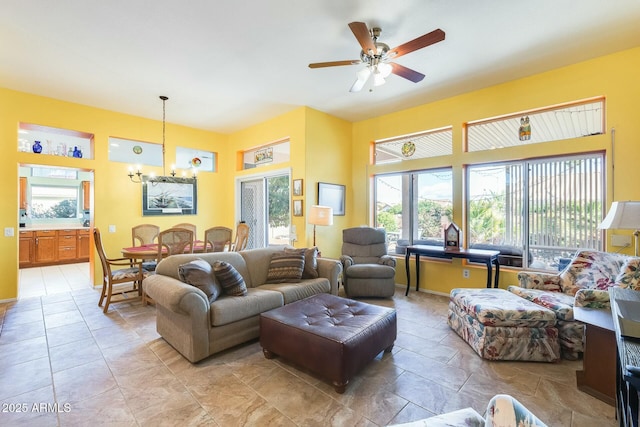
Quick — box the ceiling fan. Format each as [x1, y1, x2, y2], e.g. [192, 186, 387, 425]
[309, 22, 445, 92]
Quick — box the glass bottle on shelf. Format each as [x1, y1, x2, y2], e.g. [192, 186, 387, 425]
[32, 141, 42, 153]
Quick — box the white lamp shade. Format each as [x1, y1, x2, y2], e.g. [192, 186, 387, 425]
[598, 201, 640, 229]
[308, 205, 333, 226]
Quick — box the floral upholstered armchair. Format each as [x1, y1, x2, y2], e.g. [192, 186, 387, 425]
[508, 250, 640, 359]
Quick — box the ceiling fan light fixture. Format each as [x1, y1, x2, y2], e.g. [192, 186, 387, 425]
[378, 62, 392, 78]
[373, 69, 386, 87]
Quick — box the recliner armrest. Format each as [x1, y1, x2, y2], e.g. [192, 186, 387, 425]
[574, 288, 612, 308]
[379, 255, 396, 267]
[340, 255, 354, 268]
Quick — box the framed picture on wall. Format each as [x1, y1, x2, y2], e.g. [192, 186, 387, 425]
[293, 179, 303, 196]
[293, 199, 303, 216]
[142, 177, 197, 216]
[318, 182, 345, 216]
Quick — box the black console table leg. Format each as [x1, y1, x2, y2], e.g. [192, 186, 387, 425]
[405, 251, 411, 296]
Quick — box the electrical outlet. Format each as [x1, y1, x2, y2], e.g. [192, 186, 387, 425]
[108, 225, 116, 233]
[462, 269, 470, 279]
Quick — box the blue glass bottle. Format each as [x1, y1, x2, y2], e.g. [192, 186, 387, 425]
[72, 146, 83, 158]
[32, 140, 42, 153]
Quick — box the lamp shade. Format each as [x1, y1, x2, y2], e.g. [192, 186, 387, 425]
[308, 205, 333, 226]
[598, 201, 640, 229]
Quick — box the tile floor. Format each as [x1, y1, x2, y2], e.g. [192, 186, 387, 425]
[0, 269, 617, 426]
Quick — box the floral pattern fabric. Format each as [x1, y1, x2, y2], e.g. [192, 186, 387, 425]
[559, 250, 629, 296]
[448, 288, 561, 362]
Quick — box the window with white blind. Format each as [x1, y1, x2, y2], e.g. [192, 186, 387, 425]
[467, 153, 604, 270]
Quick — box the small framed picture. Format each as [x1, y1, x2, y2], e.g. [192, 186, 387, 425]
[293, 199, 303, 216]
[293, 179, 303, 196]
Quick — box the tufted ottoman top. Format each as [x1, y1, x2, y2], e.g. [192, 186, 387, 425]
[261, 293, 395, 343]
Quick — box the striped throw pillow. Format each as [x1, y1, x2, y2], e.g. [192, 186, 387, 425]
[213, 261, 248, 296]
[265, 252, 305, 283]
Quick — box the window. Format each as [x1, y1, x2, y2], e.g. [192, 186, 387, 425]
[242, 140, 290, 169]
[375, 169, 453, 254]
[30, 185, 79, 219]
[466, 98, 604, 152]
[467, 153, 604, 270]
[374, 127, 453, 164]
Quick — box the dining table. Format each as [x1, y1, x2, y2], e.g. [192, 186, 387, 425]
[121, 240, 207, 260]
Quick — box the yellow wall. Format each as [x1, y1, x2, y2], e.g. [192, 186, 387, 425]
[1, 88, 227, 300]
[354, 47, 640, 294]
[2, 46, 640, 300]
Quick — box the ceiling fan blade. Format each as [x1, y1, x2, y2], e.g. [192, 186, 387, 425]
[348, 21, 376, 54]
[390, 62, 425, 83]
[388, 29, 445, 59]
[309, 60, 361, 68]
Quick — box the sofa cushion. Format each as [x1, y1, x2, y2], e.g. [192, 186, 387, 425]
[560, 250, 627, 295]
[285, 247, 319, 279]
[265, 251, 305, 283]
[178, 258, 223, 303]
[616, 258, 640, 290]
[210, 288, 283, 326]
[259, 278, 331, 304]
[213, 261, 248, 296]
[507, 286, 576, 321]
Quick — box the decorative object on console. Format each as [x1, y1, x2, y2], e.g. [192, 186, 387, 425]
[444, 222, 461, 251]
[598, 201, 640, 256]
[128, 96, 197, 185]
[308, 205, 333, 246]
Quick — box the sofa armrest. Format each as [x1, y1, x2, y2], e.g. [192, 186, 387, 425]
[143, 274, 209, 315]
[317, 258, 343, 295]
[574, 288, 612, 309]
[379, 255, 397, 267]
[517, 271, 562, 292]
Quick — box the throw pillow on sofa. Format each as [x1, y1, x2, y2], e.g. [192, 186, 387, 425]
[266, 251, 305, 283]
[213, 261, 248, 296]
[285, 247, 319, 279]
[178, 258, 223, 303]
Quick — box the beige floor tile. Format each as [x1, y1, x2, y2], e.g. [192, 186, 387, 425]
[0, 357, 52, 401]
[0, 335, 49, 367]
[52, 359, 119, 404]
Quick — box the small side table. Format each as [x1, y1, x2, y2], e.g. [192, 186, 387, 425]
[574, 306, 616, 406]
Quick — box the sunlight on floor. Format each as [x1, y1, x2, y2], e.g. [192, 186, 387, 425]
[19, 263, 92, 299]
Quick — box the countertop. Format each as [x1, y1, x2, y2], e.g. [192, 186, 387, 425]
[20, 225, 90, 231]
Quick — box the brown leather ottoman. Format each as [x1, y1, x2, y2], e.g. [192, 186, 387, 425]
[259, 293, 397, 393]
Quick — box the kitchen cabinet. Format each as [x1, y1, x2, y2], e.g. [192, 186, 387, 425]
[77, 229, 90, 260]
[34, 230, 57, 264]
[57, 229, 77, 261]
[82, 181, 90, 211]
[19, 230, 34, 267]
[19, 177, 27, 210]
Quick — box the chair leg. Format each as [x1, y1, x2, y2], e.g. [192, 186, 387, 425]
[98, 280, 107, 308]
[103, 281, 113, 313]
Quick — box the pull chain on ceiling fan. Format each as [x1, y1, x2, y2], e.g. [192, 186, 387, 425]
[309, 22, 445, 92]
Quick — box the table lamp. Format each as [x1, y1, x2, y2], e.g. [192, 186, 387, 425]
[308, 205, 333, 246]
[598, 201, 640, 256]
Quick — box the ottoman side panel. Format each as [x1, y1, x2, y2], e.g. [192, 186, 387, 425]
[342, 310, 397, 381]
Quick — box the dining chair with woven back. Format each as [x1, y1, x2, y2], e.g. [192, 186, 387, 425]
[143, 227, 195, 304]
[94, 228, 150, 313]
[230, 222, 250, 251]
[204, 226, 233, 252]
[131, 223, 160, 247]
[172, 223, 197, 238]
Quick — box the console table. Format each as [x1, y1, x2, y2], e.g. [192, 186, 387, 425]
[574, 306, 615, 406]
[611, 287, 640, 427]
[404, 245, 500, 296]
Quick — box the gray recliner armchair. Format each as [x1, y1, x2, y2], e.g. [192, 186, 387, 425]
[340, 227, 397, 298]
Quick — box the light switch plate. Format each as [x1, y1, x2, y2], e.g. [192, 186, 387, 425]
[4, 227, 14, 237]
[108, 225, 116, 233]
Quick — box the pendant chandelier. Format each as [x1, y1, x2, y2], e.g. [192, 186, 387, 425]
[128, 96, 196, 185]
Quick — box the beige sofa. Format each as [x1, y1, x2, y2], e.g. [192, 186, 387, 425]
[143, 245, 342, 363]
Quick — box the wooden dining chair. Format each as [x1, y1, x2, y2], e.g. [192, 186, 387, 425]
[172, 223, 197, 238]
[230, 222, 250, 251]
[143, 227, 195, 305]
[94, 228, 149, 313]
[132, 224, 160, 246]
[204, 226, 233, 252]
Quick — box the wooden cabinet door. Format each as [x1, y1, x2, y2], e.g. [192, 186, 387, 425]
[82, 181, 90, 211]
[77, 230, 90, 260]
[35, 230, 57, 263]
[19, 231, 34, 267]
[19, 177, 27, 210]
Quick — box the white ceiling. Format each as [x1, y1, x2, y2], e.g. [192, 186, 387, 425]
[2, 1, 640, 134]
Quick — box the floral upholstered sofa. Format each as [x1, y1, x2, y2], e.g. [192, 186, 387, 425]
[508, 250, 640, 359]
